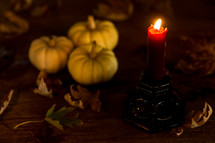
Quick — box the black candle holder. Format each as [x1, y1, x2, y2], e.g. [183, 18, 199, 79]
[123, 72, 185, 133]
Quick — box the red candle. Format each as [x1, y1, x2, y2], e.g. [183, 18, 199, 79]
[147, 19, 168, 81]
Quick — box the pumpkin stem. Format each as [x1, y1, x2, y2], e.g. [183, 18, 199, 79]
[49, 36, 56, 47]
[90, 41, 97, 59]
[88, 15, 96, 30]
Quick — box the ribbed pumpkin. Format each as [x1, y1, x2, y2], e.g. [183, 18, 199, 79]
[29, 36, 74, 73]
[68, 15, 118, 50]
[67, 41, 118, 85]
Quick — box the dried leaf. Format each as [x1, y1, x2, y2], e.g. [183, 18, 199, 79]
[30, 5, 48, 17]
[70, 85, 91, 104]
[176, 35, 215, 76]
[0, 90, 13, 115]
[171, 126, 183, 136]
[93, 0, 133, 21]
[172, 102, 212, 136]
[183, 102, 213, 128]
[14, 104, 82, 130]
[45, 117, 63, 130]
[10, 0, 33, 12]
[64, 94, 84, 109]
[10, 0, 62, 17]
[31, 0, 62, 17]
[36, 70, 48, 86]
[35, 70, 62, 97]
[34, 78, 53, 98]
[36, 70, 62, 88]
[65, 85, 102, 112]
[0, 11, 29, 39]
[45, 104, 82, 130]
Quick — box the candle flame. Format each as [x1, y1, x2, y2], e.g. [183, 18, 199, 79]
[154, 19, 161, 30]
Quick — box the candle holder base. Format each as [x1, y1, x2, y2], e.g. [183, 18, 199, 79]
[123, 73, 185, 133]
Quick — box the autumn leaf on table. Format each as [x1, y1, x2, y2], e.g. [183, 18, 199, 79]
[0, 90, 13, 116]
[0, 11, 29, 39]
[45, 104, 83, 130]
[34, 78, 53, 98]
[175, 35, 215, 76]
[10, 0, 62, 17]
[14, 104, 83, 130]
[172, 102, 213, 136]
[34, 70, 62, 98]
[36, 70, 62, 88]
[93, 0, 133, 21]
[183, 102, 212, 128]
[10, 0, 33, 12]
[64, 85, 102, 112]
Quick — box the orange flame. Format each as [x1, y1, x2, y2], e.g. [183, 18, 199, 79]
[154, 19, 161, 30]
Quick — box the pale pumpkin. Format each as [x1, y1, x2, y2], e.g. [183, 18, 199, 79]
[68, 15, 119, 50]
[68, 42, 118, 85]
[29, 36, 74, 73]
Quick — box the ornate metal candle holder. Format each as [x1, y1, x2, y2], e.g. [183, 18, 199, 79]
[123, 72, 185, 133]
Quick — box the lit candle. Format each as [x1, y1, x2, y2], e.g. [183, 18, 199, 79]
[147, 19, 168, 81]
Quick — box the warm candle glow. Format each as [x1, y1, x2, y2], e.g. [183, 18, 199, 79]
[154, 19, 161, 30]
[147, 18, 167, 81]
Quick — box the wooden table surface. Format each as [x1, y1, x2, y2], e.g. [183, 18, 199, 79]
[1, 0, 215, 142]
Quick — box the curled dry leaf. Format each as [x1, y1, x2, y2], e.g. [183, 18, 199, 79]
[34, 78, 53, 98]
[30, 5, 49, 17]
[171, 126, 183, 136]
[175, 35, 215, 76]
[172, 102, 212, 136]
[10, 0, 62, 17]
[64, 94, 84, 109]
[183, 102, 212, 128]
[0, 11, 29, 39]
[0, 90, 14, 115]
[36, 70, 62, 87]
[93, 0, 133, 21]
[10, 0, 33, 12]
[35, 70, 54, 98]
[35, 70, 62, 97]
[64, 85, 102, 112]
[36, 70, 48, 86]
